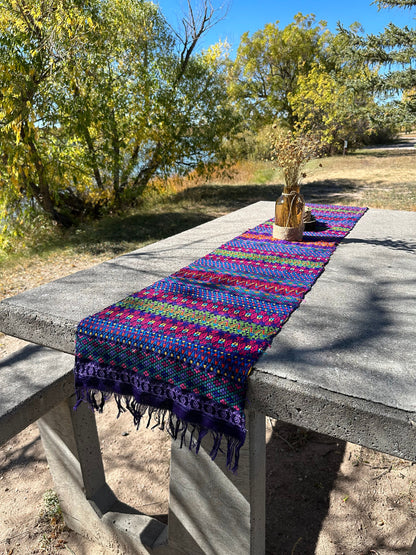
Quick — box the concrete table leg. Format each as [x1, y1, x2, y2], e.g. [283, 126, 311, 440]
[163, 409, 266, 555]
[37, 396, 166, 554]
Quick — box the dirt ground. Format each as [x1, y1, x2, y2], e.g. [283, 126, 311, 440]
[1, 336, 415, 555]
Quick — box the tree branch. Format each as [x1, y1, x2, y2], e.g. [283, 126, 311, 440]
[168, 0, 229, 86]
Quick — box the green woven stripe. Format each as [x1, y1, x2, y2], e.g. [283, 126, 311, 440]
[213, 248, 322, 268]
[313, 206, 346, 212]
[188, 264, 306, 287]
[117, 298, 276, 340]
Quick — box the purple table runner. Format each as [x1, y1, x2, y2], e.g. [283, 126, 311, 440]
[74, 204, 367, 471]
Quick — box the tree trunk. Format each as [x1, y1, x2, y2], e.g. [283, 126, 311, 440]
[110, 110, 121, 200]
[22, 122, 76, 227]
[82, 125, 104, 190]
[132, 143, 162, 193]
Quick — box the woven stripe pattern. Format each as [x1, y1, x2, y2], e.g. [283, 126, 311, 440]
[74, 204, 367, 470]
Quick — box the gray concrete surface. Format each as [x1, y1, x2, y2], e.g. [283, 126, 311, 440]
[250, 206, 416, 461]
[37, 396, 166, 554]
[0, 345, 74, 445]
[167, 410, 265, 555]
[0, 202, 415, 461]
[256, 208, 416, 411]
[1, 202, 416, 553]
[0, 344, 168, 553]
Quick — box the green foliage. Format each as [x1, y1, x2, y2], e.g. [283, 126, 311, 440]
[270, 22, 401, 152]
[228, 13, 329, 131]
[2, 1, 413, 249]
[226, 10, 413, 155]
[338, 1, 416, 128]
[221, 126, 274, 161]
[0, 0, 237, 240]
[375, 0, 416, 7]
[40, 489, 63, 522]
[289, 63, 387, 152]
[37, 489, 65, 552]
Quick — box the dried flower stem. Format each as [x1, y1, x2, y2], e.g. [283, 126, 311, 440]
[269, 127, 323, 189]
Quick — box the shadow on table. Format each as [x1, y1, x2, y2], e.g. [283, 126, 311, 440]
[262, 255, 415, 553]
[265, 421, 345, 555]
[342, 236, 416, 253]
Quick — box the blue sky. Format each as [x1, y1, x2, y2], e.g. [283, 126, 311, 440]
[156, 0, 414, 55]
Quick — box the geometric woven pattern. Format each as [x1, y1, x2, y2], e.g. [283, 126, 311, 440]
[74, 203, 367, 470]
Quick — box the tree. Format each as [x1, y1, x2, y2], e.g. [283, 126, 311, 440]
[0, 0, 236, 237]
[376, 0, 415, 7]
[289, 66, 374, 152]
[288, 28, 385, 152]
[0, 0, 95, 228]
[228, 13, 329, 131]
[339, 0, 416, 128]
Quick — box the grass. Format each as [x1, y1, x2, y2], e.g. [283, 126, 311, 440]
[36, 490, 67, 553]
[1, 148, 415, 293]
[304, 149, 416, 210]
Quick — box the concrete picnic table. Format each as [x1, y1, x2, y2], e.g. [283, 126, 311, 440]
[0, 201, 415, 554]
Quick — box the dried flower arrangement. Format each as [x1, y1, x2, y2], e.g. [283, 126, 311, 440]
[269, 127, 323, 240]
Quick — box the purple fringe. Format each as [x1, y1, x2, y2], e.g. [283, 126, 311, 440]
[74, 359, 246, 472]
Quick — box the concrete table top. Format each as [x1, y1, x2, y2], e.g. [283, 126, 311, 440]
[1, 202, 415, 460]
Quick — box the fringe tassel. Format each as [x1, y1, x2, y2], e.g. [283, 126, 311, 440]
[75, 386, 244, 473]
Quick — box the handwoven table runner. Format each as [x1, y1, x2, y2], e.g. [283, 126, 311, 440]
[74, 203, 367, 471]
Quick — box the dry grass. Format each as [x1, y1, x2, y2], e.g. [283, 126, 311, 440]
[1, 148, 415, 275]
[199, 150, 416, 211]
[1, 148, 415, 300]
[303, 151, 416, 210]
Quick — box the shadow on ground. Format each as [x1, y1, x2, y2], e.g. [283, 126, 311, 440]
[353, 149, 415, 158]
[171, 179, 362, 209]
[72, 210, 215, 256]
[71, 178, 366, 257]
[265, 422, 346, 554]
